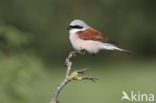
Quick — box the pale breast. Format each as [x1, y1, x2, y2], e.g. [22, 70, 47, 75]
[69, 32, 102, 53]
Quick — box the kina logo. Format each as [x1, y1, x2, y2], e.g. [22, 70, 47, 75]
[121, 90, 154, 102]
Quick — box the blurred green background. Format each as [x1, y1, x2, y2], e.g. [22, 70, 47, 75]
[0, 0, 156, 103]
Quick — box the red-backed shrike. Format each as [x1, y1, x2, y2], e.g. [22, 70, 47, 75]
[67, 19, 131, 54]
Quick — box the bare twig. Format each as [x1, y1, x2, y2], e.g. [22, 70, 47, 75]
[82, 77, 98, 82]
[50, 78, 69, 103]
[65, 50, 77, 78]
[76, 68, 88, 74]
[50, 50, 97, 103]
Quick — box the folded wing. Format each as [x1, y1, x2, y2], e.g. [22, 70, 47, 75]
[77, 28, 117, 44]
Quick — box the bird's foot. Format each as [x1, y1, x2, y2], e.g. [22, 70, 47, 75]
[77, 49, 86, 55]
[92, 53, 96, 56]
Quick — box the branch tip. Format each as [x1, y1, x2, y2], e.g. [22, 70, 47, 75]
[76, 68, 88, 74]
[50, 51, 98, 103]
[82, 77, 98, 82]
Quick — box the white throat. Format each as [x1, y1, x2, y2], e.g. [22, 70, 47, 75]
[69, 28, 87, 34]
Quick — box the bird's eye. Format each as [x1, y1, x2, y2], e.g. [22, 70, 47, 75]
[70, 25, 83, 29]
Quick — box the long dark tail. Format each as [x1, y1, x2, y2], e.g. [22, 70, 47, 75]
[120, 49, 133, 54]
[116, 47, 133, 54]
[101, 43, 133, 54]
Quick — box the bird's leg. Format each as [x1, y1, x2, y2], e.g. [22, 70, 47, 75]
[78, 49, 86, 55]
[92, 53, 96, 56]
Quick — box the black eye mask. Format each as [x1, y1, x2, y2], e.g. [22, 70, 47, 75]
[69, 25, 83, 29]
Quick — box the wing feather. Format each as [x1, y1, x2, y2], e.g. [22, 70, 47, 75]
[77, 28, 117, 44]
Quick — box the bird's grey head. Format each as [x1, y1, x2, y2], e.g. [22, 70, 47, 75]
[67, 19, 90, 30]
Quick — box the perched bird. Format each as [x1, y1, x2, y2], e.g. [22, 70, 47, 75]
[67, 19, 131, 55]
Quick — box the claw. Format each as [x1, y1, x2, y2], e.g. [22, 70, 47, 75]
[78, 49, 86, 55]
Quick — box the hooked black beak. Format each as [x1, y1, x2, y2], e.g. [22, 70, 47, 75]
[67, 26, 71, 30]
